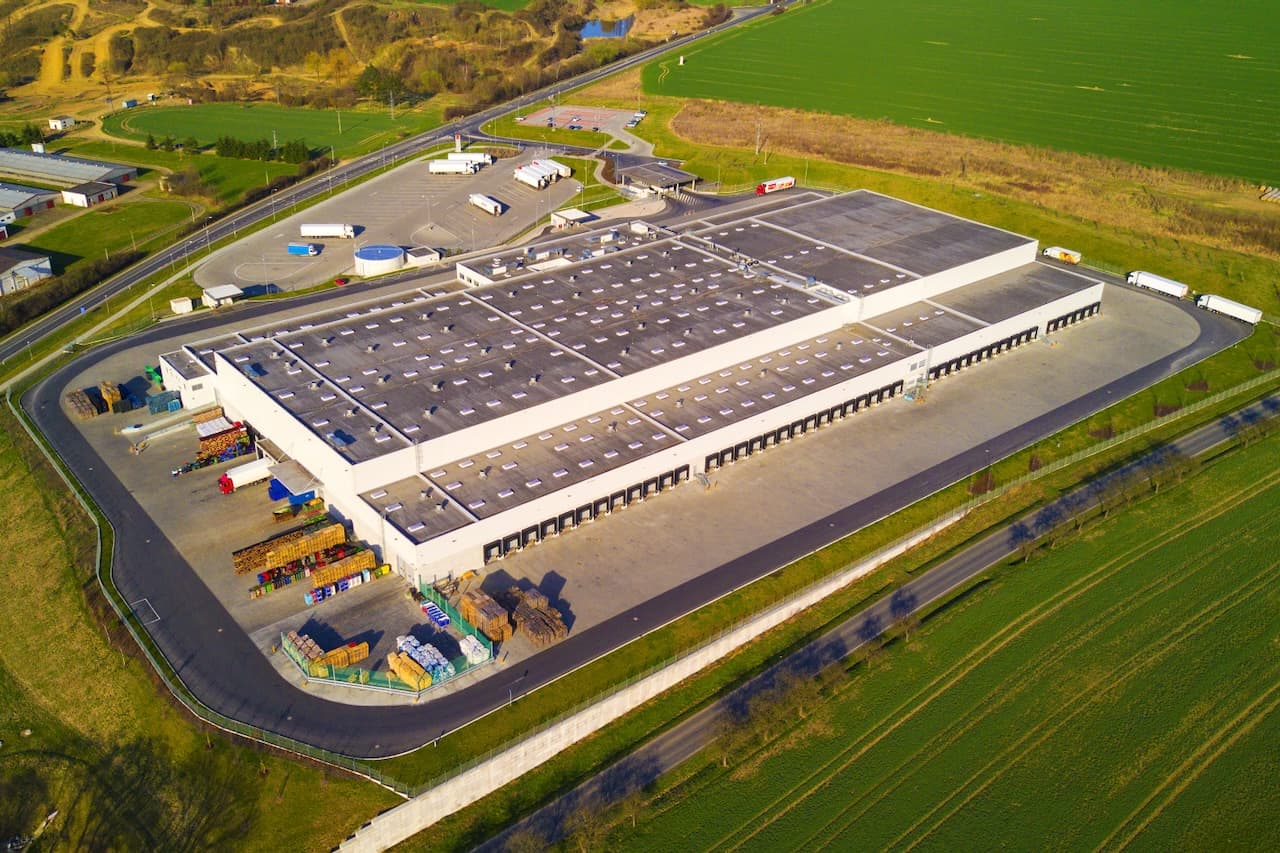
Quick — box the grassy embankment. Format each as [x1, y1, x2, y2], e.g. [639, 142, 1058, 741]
[599, 430, 1280, 851]
[0, 402, 400, 849]
[101, 102, 443, 160]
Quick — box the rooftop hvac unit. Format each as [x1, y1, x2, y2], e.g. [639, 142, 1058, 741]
[270, 350, 280, 359]
[419, 488, 432, 501]
[346, 408, 357, 418]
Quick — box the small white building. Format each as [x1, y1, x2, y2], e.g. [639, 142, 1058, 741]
[550, 207, 596, 230]
[0, 247, 54, 295]
[61, 180, 117, 208]
[48, 115, 77, 132]
[169, 296, 194, 315]
[202, 283, 243, 309]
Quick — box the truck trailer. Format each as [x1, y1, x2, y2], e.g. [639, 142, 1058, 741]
[218, 457, 273, 494]
[1042, 246, 1082, 264]
[428, 159, 478, 175]
[1126, 270, 1189, 299]
[300, 223, 356, 239]
[532, 158, 572, 178]
[513, 164, 552, 190]
[287, 242, 319, 256]
[469, 193, 503, 216]
[756, 176, 796, 195]
[448, 152, 495, 166]
[1196, 294, 1262, 324]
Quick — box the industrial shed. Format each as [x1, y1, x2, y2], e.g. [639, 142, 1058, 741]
[0, 147, 137, 187]
[160, 191, 1104, 587]
[47, 116, 77, 132]
[61, 180, 118, 208]
[617, 163, 699, 195]
[0, 182, 59, 222]
[0, 246, 54, 295]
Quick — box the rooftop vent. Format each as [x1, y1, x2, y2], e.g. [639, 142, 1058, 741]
[419, 487, 432, 501]
[423, 406, 436, 417]
[366, 344, 377, 354]
[269, 350, 280, 359]
[505, 360, 516, 371]
[345, 408, 358, 418]
[529, 373, 541, 385]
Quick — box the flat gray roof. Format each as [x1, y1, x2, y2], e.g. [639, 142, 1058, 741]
[66, 180, 116, 196]
[618, 163, 699, 189]
[161, 349, 213, 382]
[364, 260, 1102, 544]
[932, 261, 1098, 325]
[0, 181, 58, 210]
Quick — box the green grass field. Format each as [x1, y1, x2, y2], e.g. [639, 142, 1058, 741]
[644, 0, 1280, 181]
[102, 102, 441, 159]
[20, 199, 195, 270]
[612, 436, 1280, 850]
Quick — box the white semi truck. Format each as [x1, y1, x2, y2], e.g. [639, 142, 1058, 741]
[428, 159, 478, 175]
[469, 193, 503, 216]
[1196, 294, 1263, 324]
[1126, 270, 1189, 299]
[300, 223, 356, 239]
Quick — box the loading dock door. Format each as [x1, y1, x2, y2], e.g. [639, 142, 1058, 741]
[576, 504, 593, 524]
[776, 426, 790, 442]
[751, 436, 765, 453]
[675, 465, 690, 482]
[610, 491, 627, 511]
[521, 525, 539, 547]
[719, 448, 734, 466]
[644, 477, 659, 497]
[559, 511, 576, 531]
[705, 453, 720, 471]
[829, 406, 842, 422]
[734, 441, 749, 460]
[627, 484, 643, 503]
[502, 533, 521, 554]
[660, 471, 674, 489]
[594, 497, 610, 517]
[805, 415, 819, 431]
[541, 518, 558, 539]
[792, 419, 805, 436]
[484, 541, 503, 563]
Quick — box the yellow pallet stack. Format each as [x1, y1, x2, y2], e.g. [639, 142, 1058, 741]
[386, 652, 429, 690]
[310, 550, 377, 587]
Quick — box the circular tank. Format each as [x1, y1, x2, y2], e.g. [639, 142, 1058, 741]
[353, 244, 406, 277]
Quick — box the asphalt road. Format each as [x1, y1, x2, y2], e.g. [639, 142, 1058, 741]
[478, 389, 1280, 850]
[0, 4, 774, 370]
[21, 295, 1247, 759]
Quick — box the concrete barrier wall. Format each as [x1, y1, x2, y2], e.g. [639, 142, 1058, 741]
[339, 510, 966, 852]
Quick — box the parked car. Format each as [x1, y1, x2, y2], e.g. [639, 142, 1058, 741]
[334, 277, 349, 286]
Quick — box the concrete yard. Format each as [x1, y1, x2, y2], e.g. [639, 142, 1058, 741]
[194, 148, 586, 292]
[58, 270, 1212, 707]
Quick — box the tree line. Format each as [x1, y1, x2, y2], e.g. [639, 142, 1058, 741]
[213, 136, 312, 164]
[0, 123, 44, 147]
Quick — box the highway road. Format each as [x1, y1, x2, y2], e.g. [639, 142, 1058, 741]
[0, 4, 774, 370]
[22, 297, 1246, 760]
[477, 389, 1280, 849]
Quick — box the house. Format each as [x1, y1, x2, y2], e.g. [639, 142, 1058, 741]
[47, 116, 77, 132]
[61, 180, 118, 208]
[0, 246, 54, 295]
[0, 181, 60, 222]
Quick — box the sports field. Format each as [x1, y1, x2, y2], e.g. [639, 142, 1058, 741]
[103, 103, 440, 158]
[644, 0, 1280, 181]
[615, 435, 1280, 850]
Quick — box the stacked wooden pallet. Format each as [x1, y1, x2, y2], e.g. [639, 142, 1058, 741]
[232, 521, 344, 575]
[459, 589, 513, 643]
[504, 586, 568, 648]
[386, 652, 429, 690]
[98, 381, 122, 408]
[64, 390, 98, 420]
[310, 550, 376, 587]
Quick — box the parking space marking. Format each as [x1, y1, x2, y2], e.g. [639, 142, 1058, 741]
[130, 597, 161, 625]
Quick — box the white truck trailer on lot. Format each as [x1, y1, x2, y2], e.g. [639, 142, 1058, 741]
[1196, 294, 1263, 324]
[533, 158, 572, 178]
[469, 193, 503, 216]
[1042, 246, 1082, 264]
[428, 159, 478, 175]
[300, 223, 356, 239]
[448, 152, 494, 165]
[1126, 270, 1188, 299]
[221, 457, 273, 491]
[513, 163, 552, 189]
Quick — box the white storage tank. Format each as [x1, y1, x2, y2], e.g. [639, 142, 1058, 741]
[353, 244, 405, 277]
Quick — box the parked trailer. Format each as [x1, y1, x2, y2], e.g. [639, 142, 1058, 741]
[428, 159, 478, 175]
[1196, 294, 1262, 324]
[218, 457, 273, 493]
[286, 242, 318, 257]
[532, 158, 572, 178]
[756, 176, 796, 195]
[1126, 270, 1189, 299]
[1042, 246, 1082, 264]
[447, 152, 495, 165]
[513, 166, 550, 190]
[300, 223, 356, 239]
[469, 193, 503, 216]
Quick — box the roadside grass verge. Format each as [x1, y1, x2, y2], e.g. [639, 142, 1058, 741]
[483, 113, 612, 151]
[0, 400, 399, 850]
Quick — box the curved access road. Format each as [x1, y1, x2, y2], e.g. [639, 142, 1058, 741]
[22, 293, 1248, 759]
[478, 388, 1280, 850]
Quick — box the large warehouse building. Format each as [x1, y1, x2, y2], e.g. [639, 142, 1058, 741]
[159, 191, 1103, 586]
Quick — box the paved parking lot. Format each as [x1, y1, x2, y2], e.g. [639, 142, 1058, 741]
[194, 149, 585, 293]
